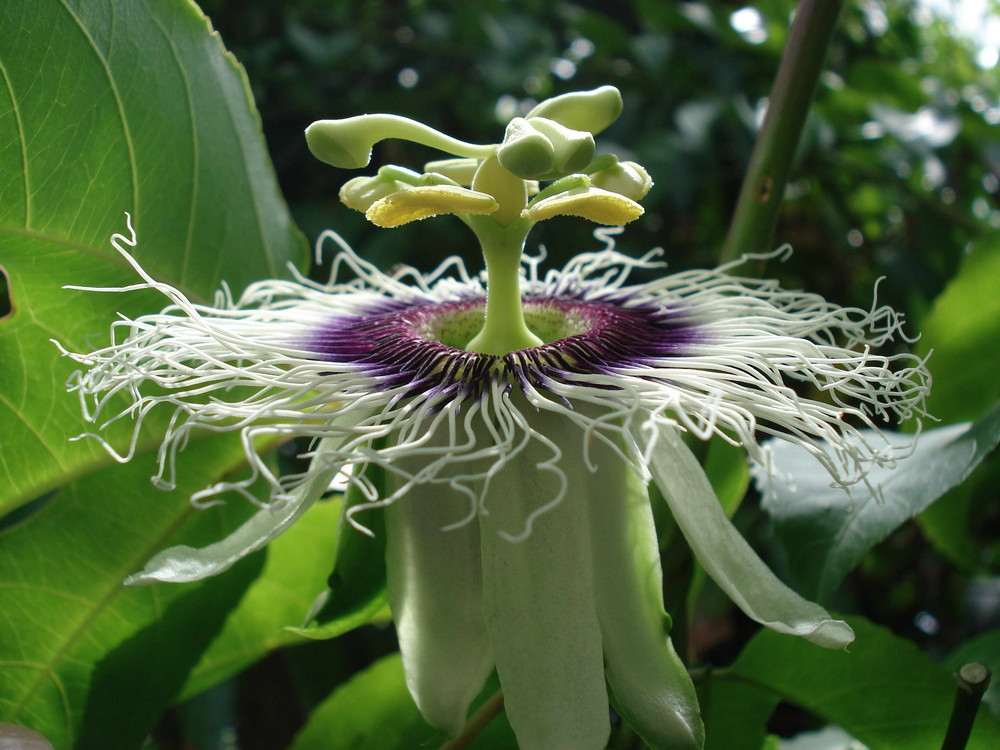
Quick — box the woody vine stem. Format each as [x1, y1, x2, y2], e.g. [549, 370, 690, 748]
[721, 0, 846, 261]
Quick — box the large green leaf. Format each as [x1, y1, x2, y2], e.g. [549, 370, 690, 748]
[0, 434, 264, 750]
[914, 236, 1000, 567]
[725, 617, 1000, 749]
[0, 0, 307, 516]
[289, 654, 517, 750]
[704, 436, 751, 516]
[701, 675, 778, 750]
[914, 234, 1000, 424]
[0, 1, 311, 746]
[288, 654, 435, 750]
[756, 404, 1000, 601]
[289, 470, 389, 642]
[179, 496, 342, 701]
[919, 454, 1000, 570]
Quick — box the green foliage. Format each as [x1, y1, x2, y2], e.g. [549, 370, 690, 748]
[0, 0, 306, 517]
[288, 654, 435, 750]
[289, 471, 389, 642]
[0, 434, 262, 749]
[178, 497, 341, 700]
[700, 676, 778, 750]
[948, 628, 1000, 720]
[717, 617, 1000, 749]
[761, 403, 1000, 601]
[0, 0, 306, 745]
[916, 236, 1000, 424]
[916, 236, 1000, 570]
[1, 0, 998, 747]
[289, 654, 517, 750]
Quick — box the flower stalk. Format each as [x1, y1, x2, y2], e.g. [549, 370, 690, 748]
[440, 690, 505, 750]
[941, 663, 991, 750]
[465, 220, 541, 354]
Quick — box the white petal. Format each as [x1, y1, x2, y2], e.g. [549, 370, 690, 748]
[586, 448, 704, 749]
[479, 407, 610, 750]
[385, 479, 493, 737]
[125, 459, 338, 586]
[636, 421, 854, 649]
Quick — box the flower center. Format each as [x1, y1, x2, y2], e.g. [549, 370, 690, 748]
[411, 298, 594, 350]
[411, 302, 485, 349]
[523, 301, 591, 343]
[308, 293, 698, 401]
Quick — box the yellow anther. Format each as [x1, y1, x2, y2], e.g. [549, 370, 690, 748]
[521, 186, 644, 225]
[366, 185, 499, 228]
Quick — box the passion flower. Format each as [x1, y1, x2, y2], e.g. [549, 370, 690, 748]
[62, 87, 929, 750]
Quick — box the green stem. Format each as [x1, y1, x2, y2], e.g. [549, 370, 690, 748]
[720, 0, 845, 262]
[465, 219, 542, 355]
[463, 153, 542, 355]
[940, 663, 991, 750]
[439, 690, 505, 750]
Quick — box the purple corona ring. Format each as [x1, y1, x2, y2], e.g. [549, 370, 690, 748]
[308, 291, 699, 400]
[62, 217, 929, 750]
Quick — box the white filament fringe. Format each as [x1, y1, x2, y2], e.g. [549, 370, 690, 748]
[58, 214, 930, 537]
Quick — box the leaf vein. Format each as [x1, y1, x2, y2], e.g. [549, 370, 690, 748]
[0, 57, 30, 227]
[56, 0, 139, 221]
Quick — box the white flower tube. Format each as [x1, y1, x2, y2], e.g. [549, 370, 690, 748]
[586, 438, 704, 749]
[478, 401, 610, 750]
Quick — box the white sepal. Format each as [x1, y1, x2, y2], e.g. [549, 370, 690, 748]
[479, 406, 610, 750]
[587, 447, 704, 749]
[637, 422, 854, 650]
[125, 447, 339, 585]
[385, 474, 493, 737]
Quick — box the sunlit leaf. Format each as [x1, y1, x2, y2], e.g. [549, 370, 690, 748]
[179, 497, 341, 700]
[0, 0, 307, 517]
[755, 404, 1000, 601]
[701, 676, 778, 750]
[288, 471, 389, 641]
[288, 654, 434, 750]
[0, 1, 309, 746]
[704, 437, 751, 516]
[289, 654, 516, 750]
[915, 236, 1000, 567]
[916, 235, 1000, 424]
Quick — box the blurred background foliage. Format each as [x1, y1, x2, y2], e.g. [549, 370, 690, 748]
[58, 0, 999, 746]
[199, 0, 999, 314]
